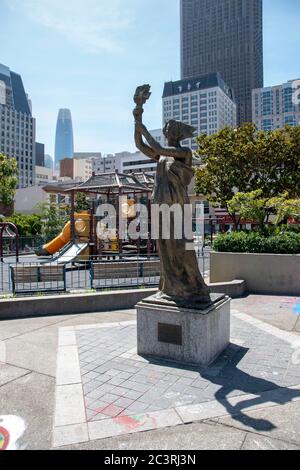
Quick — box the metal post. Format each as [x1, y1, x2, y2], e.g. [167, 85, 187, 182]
[15, 230, 19, 263]
[118, 189, 123, 258]
[70, 191, 75, 243]
[93, 209, 98, 260]
[147, 198, 151, 258]
[0, 225, 5, 263]
[89, 202, 94, 259]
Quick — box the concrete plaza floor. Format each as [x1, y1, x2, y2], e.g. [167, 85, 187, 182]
[0, 294, 300, 450]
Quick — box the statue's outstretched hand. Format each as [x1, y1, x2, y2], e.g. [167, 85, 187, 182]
[134, 84, 151, 106]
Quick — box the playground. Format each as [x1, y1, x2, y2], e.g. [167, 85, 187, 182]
[0, 171, 214, 297]
[0, 172, 164, 296]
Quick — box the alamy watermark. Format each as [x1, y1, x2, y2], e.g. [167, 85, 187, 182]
[95, 198, 205, 250]
[291, 79, 300, 106]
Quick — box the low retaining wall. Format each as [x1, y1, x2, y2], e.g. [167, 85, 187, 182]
[0, 280, 246, 320]
[0, 288, 157, 320]
[209, 280, 246, 298]
[210, 252, 300, 296]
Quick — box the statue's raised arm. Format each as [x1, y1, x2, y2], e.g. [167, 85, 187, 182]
[133, 85, 159, 161]
[133, 85, 194, 161]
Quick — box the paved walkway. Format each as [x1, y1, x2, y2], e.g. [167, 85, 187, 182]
[0, 295, 299, 450]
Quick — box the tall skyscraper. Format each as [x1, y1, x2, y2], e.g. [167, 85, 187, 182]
[54, 109, 74, 168]
[35, 142, 45, 167]
[180, 0, 263, 125]
[0, 63, 36, 188]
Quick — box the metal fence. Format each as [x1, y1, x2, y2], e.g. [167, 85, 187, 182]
[1, 236, 45, 256]
[0, 252, 210, 297]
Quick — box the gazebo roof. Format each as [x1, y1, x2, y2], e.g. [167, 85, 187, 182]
[65, 171, 152, 194]
[132, 172, 155, 187]
[42, 180, 81, 194]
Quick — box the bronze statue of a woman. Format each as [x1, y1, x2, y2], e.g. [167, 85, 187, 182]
[133, 85, 211, 308]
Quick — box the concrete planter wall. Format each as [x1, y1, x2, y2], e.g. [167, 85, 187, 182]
[0, 280, 246, 320]
[210, 252, 300, 296]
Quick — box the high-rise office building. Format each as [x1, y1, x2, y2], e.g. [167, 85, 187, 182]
[35, 142, 45, 167]
[252, 79, 300, 131]
[54, 109, 74, 168]
[0, 63, 36, 188]
[163, 73, 236, 150]
[180, 0, 263, 125]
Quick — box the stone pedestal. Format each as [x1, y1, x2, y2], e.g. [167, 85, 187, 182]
[136, 295, 231, 367]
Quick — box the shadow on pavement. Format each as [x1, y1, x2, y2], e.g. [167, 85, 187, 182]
[146, 344, 300, 432]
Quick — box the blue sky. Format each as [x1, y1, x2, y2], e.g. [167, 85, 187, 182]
[1, 0, 300, 158]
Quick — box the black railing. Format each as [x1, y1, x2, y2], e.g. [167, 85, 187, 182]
[0, 252, 210, 297]
[1, 236, 46, 257]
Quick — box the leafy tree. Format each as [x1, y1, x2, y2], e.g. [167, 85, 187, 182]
[227, 191, 300, 230]
[194, 124, 300, 224]
[0, 153, 18, 206]
[37, 202, 69, 242]
[2, 213, 43, 236]
[227, 190, 267, 228]
[252, 126, 300, 197]
[75, 192, 90, 212]
[267, 194, 300, 225]
[194, 124, 259, 228]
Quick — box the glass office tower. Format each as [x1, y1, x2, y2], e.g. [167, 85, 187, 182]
[54, 108, 74, 168]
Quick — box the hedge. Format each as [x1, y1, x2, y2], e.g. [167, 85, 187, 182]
[213, 231, 300, 255]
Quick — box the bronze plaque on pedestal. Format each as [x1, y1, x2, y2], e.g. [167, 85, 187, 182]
[158, 323, 182, 346]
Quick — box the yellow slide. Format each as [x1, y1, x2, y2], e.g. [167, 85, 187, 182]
[38, 221, 71, 256]
[44, 221, 71, 255]
[36, 213, 91, 257]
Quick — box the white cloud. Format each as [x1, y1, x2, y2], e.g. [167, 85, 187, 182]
[6, 0, 134, 53]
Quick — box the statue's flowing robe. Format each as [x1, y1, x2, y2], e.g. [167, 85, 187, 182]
[152, 156, 210, 304]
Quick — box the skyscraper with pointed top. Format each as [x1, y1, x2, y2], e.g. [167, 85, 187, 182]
[54, 108, 74, 168]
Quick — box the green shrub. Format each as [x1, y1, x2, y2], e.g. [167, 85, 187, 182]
[2, 213, 43, 236]
[213, 231, 300, 254]
[282, 224, 300, 234]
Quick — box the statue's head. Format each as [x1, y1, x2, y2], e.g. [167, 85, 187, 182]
[163, 120, 196, 143]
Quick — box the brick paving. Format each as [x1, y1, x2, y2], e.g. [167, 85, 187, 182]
[76, 316, 300, 424]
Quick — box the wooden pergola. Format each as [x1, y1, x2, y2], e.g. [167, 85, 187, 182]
[65, 170, 153, 256]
